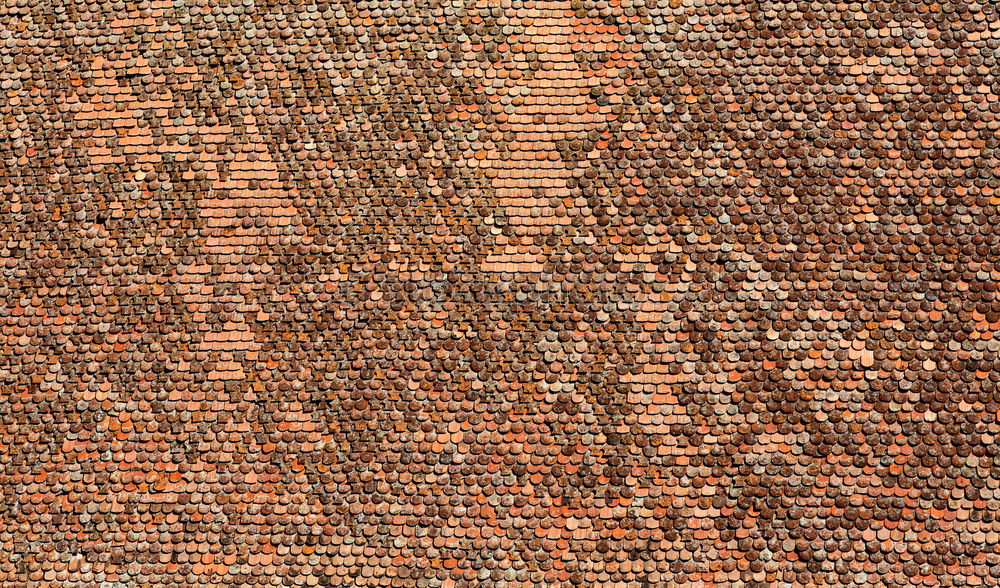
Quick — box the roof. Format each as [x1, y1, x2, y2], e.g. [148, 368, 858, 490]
[2, 0, 1000, 585]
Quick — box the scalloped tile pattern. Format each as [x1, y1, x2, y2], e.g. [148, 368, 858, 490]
[3, 0, 1000, 585]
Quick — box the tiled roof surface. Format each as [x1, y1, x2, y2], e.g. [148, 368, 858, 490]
[3, 0, 1000, 585]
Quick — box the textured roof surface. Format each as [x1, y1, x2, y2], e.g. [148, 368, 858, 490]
[3, 0, 1000, 585]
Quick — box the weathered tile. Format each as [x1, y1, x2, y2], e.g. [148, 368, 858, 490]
[2, 0, 1000, 585]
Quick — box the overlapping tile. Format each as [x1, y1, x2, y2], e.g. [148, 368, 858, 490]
[3, 0, 1000, 585]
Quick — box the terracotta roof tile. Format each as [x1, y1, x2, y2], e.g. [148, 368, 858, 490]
[3, 0, 1000, 584]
